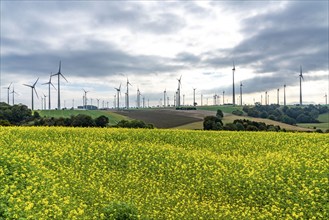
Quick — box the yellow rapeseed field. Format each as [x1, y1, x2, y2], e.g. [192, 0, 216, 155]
[0, 127, 328, 219]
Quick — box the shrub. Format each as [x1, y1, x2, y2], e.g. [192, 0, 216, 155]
[232, 109, 243, 116]
[203, 116, 223, 130]
[216, 109, 224, 119]
[95, 115, 109, 127]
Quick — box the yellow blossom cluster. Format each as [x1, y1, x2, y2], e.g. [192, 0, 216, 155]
[0, 127, 328, 219]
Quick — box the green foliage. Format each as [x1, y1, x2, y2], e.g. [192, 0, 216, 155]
[95, 116, 110, 127]
[232, 109, 243, 116]
[203, 116, 223, 130]
[243, 104, 328, 125]
[0, 120, 11, 126]
[115, 120, 154, 129]
[0, 103, 33, 125]
[216, 109, 224, 119]
[34, 114, 109, 127]
[103, 201, 139, 220]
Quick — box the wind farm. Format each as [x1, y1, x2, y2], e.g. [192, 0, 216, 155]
[1, 2, 329, 220]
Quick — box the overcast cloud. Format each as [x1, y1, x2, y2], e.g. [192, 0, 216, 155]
[1, 0, 328, 108]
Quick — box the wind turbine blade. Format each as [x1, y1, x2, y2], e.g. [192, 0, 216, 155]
[33, 78, 39, 87]
[58, 60, 61, 73]
[23, 84, 32, 88]
[8, 82, 12, 89]
[60, 73, 68, 82]
[34, 88, 39, 99]
[50, 82, 57, 90]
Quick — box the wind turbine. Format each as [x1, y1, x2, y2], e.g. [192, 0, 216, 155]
[232, 60, 236, 106]
[52, 61, 68, 110]
[163, 89, 166, 107]
[299, 65, 304, 105]
[11, 84, 18, 105]
[222, 91, 225, 105]
[42, 73, 56, 110]
[239, 82, 243, 106]
[126, 78, 132, 109]
[5, 82, 12, 104]
[277, 88, 280, 105]
[193, 88, 196, 106]
[137, 88, 141, 108]
[176, 75, 182, 107]
[265, 91, 268, 105]
[23, 78, 39, 110]
[43, 93, 47, 110]
[114, 84, 121, 110]
[83, 89, 89, 109]
[96, 98, 100, 109]
[324, 94, 327, 105]
[283, 84, 286, 106]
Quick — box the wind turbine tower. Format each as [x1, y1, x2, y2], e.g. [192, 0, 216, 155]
[43, 94, 47, 110]
[137, 88, 141, 108]
[114, 84, 121, 110]
[232, 61, 236, 106]
[277, 88, 280, 105]
[283, 84, 287, 106]
[239, 82, 243, 106]
[23, 78, 39, 110]
[11, 85, 18, 105]
[42, 73, 56, 110]
[5, 82, 12, 104]
[126, 78, 132, 109]
[299, 65, 304, 105]
[83, 89, 89, 110]
[52, 61, 68, 110]
[265, 91, 268, 105]
[193, 88, 196, 106]
[163, 89, 166, 107]
[223, 91, 225, 105]
[324, 94, 328, 105]
[177, 76, 182, 107]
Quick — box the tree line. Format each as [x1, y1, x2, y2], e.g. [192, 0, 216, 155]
[0, 102, 153, 129]
[242, 104, 328, 125]
[203, 109, 328, 132]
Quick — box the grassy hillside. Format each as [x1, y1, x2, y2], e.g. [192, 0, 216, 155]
[197, 105, 243, 113]
[37, 110, 127, 125]
[297, 112, 329, 131]
[318, 112, 329, 123]
[1, 127, 328, 219]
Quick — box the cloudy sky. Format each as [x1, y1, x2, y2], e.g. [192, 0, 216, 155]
[1, 0, 328, 109]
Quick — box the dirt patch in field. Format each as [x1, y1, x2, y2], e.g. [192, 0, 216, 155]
[113, 109, 206, 128]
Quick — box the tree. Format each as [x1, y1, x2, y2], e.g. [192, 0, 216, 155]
[216, 109, 224, 119]
[71, 114, 95, 127]
[203, 116, 223, 130]
[95, 115, 109, 127]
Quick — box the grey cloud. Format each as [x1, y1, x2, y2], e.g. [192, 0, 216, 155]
[203, 0, 328, 92]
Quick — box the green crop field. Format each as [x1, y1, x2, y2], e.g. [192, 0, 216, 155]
[197, 105, 243, 114]
[37, 110, 127, 125]
[1, 127, 328, 219]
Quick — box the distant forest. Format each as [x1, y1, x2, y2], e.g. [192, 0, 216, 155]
[243, 104, 328, 125]
[0, 102, 109, 127]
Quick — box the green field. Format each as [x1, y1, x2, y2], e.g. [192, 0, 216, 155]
[297, 112, 329, 131]
[37, 110, 127, 125]
[1, 127, 328, 219]
[197, 105, 243, 114]
[318, 112, 329, 123]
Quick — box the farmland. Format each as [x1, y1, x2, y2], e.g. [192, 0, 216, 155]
[1, 127, 328, 219]
[37, 110, 127, 125]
